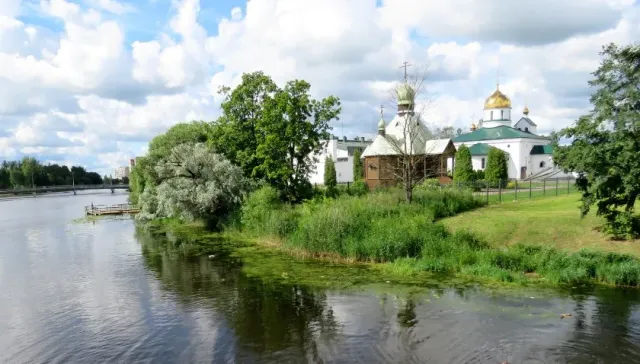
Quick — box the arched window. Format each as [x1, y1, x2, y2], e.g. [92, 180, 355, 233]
[490, 111, 493, 120]
[539, 161, 546, 168]
[525, 127, 529, 132]
[500, 110, 504, 119]
[481, 158, 486, 169]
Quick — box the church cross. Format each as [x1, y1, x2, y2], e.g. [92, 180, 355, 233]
[380, 104, 384, 118]
[399, 61, 412, 81]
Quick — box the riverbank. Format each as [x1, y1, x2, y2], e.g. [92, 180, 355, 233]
[141, 187, 640, 288]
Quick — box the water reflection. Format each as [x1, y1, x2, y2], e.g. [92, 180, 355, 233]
[2, 192, 640, 363]
[135, 224, 640, 363]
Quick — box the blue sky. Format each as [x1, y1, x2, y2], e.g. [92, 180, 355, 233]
[0, 0, 638, 175]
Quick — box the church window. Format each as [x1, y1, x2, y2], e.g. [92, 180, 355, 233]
[525, 127, 529, 132]
[481, 158, 485, 169]
[539, 161, 545, 168]
[490, 111, 494, 120]
[500, 110, 504, 119]
[518, 128, 521, 131]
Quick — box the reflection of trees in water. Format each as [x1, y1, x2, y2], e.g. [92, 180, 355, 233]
[135, 224, 340, 361]
[522, 288, 640, 364]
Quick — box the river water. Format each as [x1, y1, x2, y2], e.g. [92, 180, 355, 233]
[1, 193, 640, 363]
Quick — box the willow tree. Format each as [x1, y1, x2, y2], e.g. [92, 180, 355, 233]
[553, 43, 640, 238]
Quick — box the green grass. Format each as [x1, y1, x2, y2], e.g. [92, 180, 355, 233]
[238, 187, 640, 287]
[441, 194, 640, 258]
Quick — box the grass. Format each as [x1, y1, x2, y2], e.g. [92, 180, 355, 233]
[238, 186, 640, 288]
[441, 194, 640, 258]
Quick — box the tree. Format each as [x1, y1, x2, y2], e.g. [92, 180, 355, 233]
[21, 156, 38, 188]
[433, 126, 455, 139]
[213, 73, 341, 203]
[142, 143, 250, 230]
[384, 66, 439, 202]
[130, 121, 211, 205]
[324, 156, 337, 196]
[210, 71, 278, 179]
[353, 148, 363, 181]
[485, 147, 508, 186]
[553, 43, 640, 238]
[453, 145, 474, 184]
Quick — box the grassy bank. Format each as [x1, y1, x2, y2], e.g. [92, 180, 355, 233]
[238, 187, 640, 287]
[441, 194, 640, 257]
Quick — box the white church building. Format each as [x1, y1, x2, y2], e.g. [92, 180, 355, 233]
[451, 85, 568, 180]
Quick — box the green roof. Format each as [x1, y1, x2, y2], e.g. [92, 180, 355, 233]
[452, 125, 549, 143]
[530, 144, 553, 155]
[468, 143, 492, 155]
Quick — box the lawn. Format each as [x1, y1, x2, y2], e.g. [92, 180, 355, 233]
[441, 194, 640, 258]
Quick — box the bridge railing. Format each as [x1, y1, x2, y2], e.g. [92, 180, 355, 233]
[0, 184, 129, 194]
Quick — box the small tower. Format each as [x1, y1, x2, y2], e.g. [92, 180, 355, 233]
[378, 105, 386, 136]
[523, 105, 530, 116]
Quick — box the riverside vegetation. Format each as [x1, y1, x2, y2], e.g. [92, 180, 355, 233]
[128, 44, 640, 289]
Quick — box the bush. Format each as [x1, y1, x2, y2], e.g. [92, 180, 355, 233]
[485, 148, 508, 186]
[417, 178, 442, 191]
[241, 185, 300, 238]
[454, 145, 474, 183]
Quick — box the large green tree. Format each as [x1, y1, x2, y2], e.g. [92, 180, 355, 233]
[453, 145, 474, 184]
[21, 156, 38, 188]
[213, 72, 341, 202]
[553, 43, 640, 238]
[485, 147, 508, 186]
[210, 71, 278, 180]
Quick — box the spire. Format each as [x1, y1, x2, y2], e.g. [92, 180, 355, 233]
[496, 55, 500, 90]
[399, 61, 412, 82]
[377, 104, 386, 136]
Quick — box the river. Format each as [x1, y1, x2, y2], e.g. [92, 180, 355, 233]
[1, 192, 640, 363]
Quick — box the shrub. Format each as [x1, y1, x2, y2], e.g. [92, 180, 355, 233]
[353, 149, 364, 180]
[485, 148, 508, 187]
[454, 145, 474, 183]
[417, 178, 441, 191]
[324, 157, 338, 197]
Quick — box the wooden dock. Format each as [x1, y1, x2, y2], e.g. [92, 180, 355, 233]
[85, 203, 140, 216]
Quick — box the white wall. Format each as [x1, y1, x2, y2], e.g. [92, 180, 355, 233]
[471, 156, 486, 171]
[482, 107, 511, 125]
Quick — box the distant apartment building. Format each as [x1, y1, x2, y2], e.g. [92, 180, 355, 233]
[309, 135, 373, 185]
[114, 166, 130, 180]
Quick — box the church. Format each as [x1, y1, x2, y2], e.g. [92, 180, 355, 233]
[361, 82, 455, 189]
[360, 75, 573, 189]
[451, 84, 566, 180]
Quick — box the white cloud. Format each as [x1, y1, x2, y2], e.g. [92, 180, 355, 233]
[0, 0, 638, 175]
[87, 0, 135, 14]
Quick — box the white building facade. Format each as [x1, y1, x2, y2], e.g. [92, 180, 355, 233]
[309, 136, 373, 185]
[452, 85, 570, 180]
[114, 166, 130, 179]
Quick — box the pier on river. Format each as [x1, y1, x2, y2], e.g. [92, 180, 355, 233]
[85, 203, 139, 216]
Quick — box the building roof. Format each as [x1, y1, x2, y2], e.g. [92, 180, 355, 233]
[467, 143, 492, 156]
[515, 116, 537, 127]
[484, 87, 512, 109]
[452, 125, 549, 143]
[424, 139, 453, 155]
[530, 144, 553, 155]
[361, 134, 398, 157]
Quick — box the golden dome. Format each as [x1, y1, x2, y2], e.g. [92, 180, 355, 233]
[484, 87, 512, 110]
[470, 123, 477, 131]
[523, 105, 530, 115]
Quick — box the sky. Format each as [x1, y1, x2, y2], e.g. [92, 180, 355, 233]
[0, 0, 638, 176]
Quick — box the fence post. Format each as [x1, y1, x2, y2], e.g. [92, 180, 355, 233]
[498, 180, 502, 203]
[567, 178, 570, 194]
[529, 180, 532, 199]
[515, 179, 518, 201]
[556, 178, 559, 196]
[486, 181, 489, 204]
[543, 179, 546, 196]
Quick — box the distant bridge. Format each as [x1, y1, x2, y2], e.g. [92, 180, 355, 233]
[0, 184, 129, 196]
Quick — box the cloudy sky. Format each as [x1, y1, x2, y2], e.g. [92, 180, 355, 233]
[0, 0, 638, 175]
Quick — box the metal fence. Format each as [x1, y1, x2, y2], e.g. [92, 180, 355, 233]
[453, 177, 578, 205]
